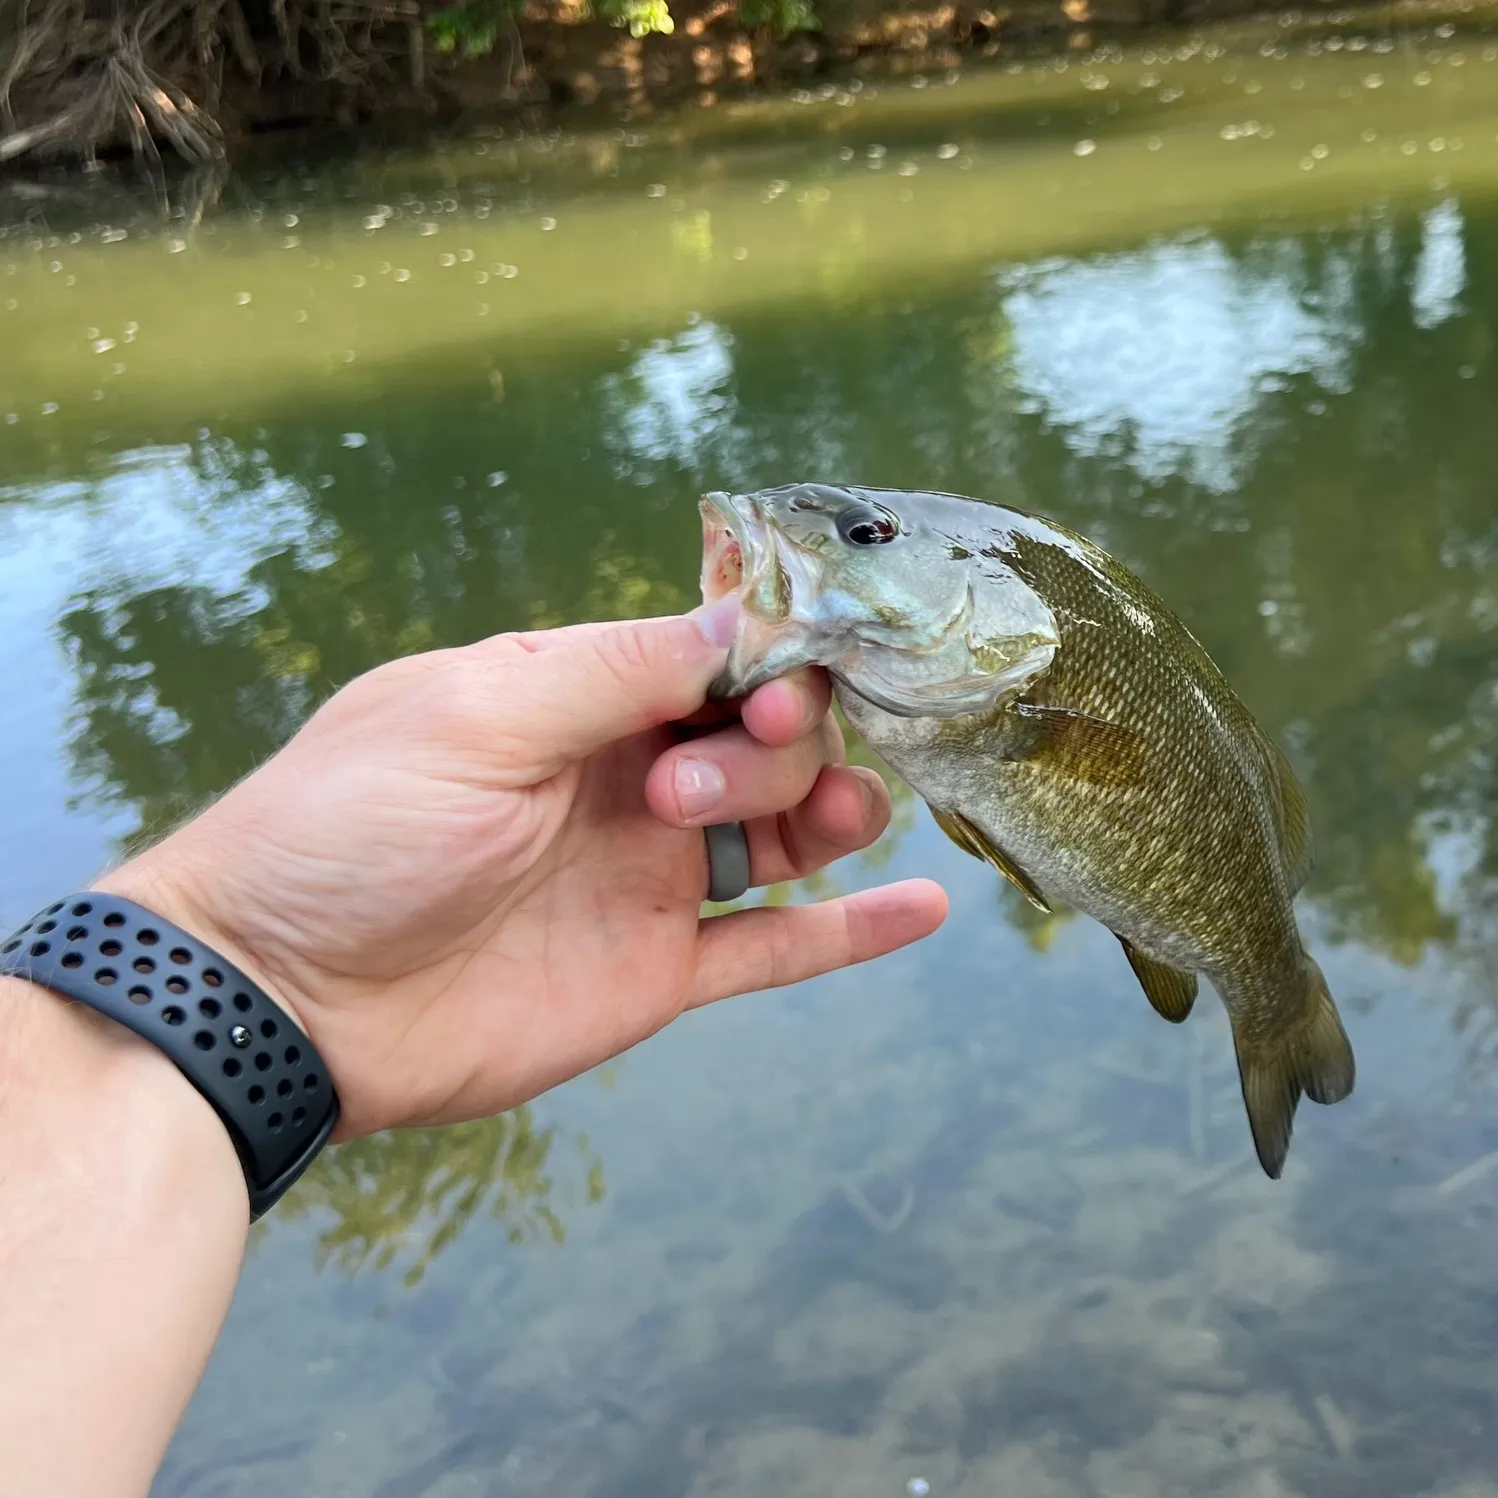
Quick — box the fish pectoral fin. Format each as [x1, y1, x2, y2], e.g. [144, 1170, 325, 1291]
[1117, 938, 1198, 1023]
[1004, 702, 1145, 788]
[929, 805, 1052, 913]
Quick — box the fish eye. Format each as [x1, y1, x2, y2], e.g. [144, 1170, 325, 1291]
[837, 507, 900, 546]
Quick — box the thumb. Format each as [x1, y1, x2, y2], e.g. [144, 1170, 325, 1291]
[499, 596, 741, 769]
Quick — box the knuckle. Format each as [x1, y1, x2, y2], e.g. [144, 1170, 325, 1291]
[800, 667, 832, 713]
[406, 654, 489, 737]
[592, 622, 700, 722]
[312, 653, 423, 726]
[798, 724, 837, 781]
[598, 622, 658, 684]
[776, 807, 809, 876]
[483, 630, 533, 665]
[768, 918, 798, 990]
[819, 713, 846, 762]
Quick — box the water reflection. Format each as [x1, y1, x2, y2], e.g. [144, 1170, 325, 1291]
[8, 46, 1498, 1496]
[39, 199, 1498, 1191]
[602, 319, 741, 477]
[1412, 198, 1468, 330]
[29, 196, 1498, 1099]
[996, 236, 1356, 492]
[272, 1109, 606, 1288]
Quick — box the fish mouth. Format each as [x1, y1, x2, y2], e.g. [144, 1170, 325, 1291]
[700, 491, 805, 702]
[699, 492, 750, 603]
[699, 491, 789, 621]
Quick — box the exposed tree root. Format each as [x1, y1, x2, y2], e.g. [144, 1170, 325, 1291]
[0, 0, 421, 166]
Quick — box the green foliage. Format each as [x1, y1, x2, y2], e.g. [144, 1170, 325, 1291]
[426, 0, 516, 57]
[425, 0, 819, 48]
[428, 0, 674, 48]
[738, 0, 819, 35]
[592, 0, 676, 36]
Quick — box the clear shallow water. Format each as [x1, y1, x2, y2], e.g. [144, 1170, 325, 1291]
[7, 13, 1498, 1496]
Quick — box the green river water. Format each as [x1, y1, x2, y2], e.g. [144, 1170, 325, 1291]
[7, 11, 1498, 1495]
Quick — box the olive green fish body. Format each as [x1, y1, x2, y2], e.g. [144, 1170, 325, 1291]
[701, 484, 1354, 1177]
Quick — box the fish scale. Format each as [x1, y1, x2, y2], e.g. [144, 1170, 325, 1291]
[702, 482, 1355, 1178]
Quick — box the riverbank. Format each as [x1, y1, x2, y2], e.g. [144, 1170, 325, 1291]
[0, 0, 1493, 169]
[434, 0, 1498, 121]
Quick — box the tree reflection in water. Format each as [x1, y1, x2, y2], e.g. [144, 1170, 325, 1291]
[25, 197, 1498, 1288]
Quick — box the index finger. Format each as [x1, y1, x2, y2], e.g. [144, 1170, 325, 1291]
[673, 667, 831, 747]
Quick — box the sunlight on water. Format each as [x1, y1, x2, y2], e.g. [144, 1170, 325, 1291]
[6, 9, 1498, 1496]
[1412, 197, 1470, 326]
[997, 237, 1357, 492]
[603, 320, 740, 471]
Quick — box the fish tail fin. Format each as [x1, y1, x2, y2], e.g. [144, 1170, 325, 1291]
[1233, 956, 1355, 1179]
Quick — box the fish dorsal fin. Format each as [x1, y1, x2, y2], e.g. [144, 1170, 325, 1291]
[1003, 702, 1146, 788]
[1117, 937, 1198, 1023]
[1242, 728, 1314, 892]
[1267, 738, 1314, 892]
[929, 805, 1052, 913]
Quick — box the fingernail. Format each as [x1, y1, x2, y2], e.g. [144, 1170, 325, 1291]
[675, 758, 726, 821]
[854, 767, 880, 814]
[691, 595, 741, 650]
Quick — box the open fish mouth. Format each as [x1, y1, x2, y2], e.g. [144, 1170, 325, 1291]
[699, 491, 789, 621]
[699, 493, 747, 602]
[700, 490, 807, 701]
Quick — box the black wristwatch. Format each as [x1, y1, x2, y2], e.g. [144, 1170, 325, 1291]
[1, 893, 339, 1221]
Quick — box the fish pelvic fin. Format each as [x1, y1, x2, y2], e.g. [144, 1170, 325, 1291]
[1233, 955, 1356, 1179]
[1118, 937, 1197, 1023]
[929, 805, 1052, 913]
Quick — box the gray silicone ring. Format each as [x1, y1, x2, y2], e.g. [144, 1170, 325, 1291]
[704, 821, 751, 903]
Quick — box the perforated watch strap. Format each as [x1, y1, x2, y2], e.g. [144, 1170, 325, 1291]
[1, 892, 339, 1221]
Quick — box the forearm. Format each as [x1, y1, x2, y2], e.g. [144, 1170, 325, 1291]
[0, 974, 248, 1498]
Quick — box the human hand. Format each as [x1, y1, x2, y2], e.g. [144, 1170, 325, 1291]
[96, 599, 947, 1138]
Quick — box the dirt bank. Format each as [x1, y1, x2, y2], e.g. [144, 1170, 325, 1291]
[217, 0, 1487, 135]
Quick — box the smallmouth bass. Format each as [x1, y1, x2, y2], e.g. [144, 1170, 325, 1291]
[700, 483, 1354, 1178]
